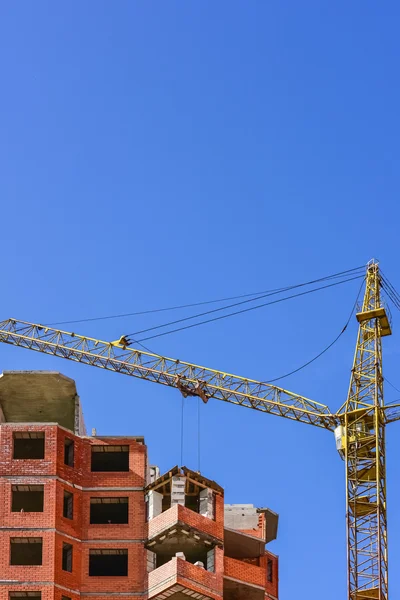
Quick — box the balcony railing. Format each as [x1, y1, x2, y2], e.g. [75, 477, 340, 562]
[148, 503, 223, 542]
[224, 556, 265, 588]
[148, 557, 222, 599]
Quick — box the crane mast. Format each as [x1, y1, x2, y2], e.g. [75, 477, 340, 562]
[0, 261, 398, 600]
[338, 263, 390, 600]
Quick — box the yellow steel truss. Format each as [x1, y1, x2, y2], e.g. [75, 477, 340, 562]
[0, 260, 398, 600]
[0, 318, 337, 429]
[338, 263, 390, 600]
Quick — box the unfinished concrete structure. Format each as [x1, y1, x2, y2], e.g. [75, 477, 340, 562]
[0, 371, 279, 600]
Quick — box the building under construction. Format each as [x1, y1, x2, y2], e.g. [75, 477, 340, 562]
[0, 371, 279, 600]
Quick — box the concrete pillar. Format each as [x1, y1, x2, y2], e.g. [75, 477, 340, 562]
[149, 465, 160, 484]
[148, 490, 163, 520]
[171, 476, 186, 506]
[147, 550, 156, 572]
[199, 488, 214, 519]
[206, 548, 215, 572]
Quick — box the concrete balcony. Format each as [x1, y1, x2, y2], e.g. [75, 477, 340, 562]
[223, 556, 266, 600]
[148, 557, 222, 600]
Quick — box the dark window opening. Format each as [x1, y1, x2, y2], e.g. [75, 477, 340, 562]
[12, 485, 44, 512]
[13, 433, 45, 460]
[185, 494, 199, 513]
[64, 439, 74, 467]
[61, 596, 71, 600]
[161, 495, 171, 513]
[90, 497, 128, 524]
[9, 593, 41, 599]
[186, 488, 214, 517]
[89, 549, 128, 576]
[62, 543, 73, 572]
[267, 558, 273, 583]
[10, 538, 43, 566]
[91, 446, 129, 472]
[63, 491, 73, 520]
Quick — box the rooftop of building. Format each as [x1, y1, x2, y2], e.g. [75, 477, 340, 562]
[0, 370, 87, 434]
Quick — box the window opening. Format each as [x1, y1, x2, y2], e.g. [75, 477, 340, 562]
[91, 446, 129, 472]
[10, 538, 43, 565]
[89, 549, 128, 576]
[9, 593, 41, 599]
[13, 432, 45, 460]
[12, 485, 44, 512]
[267, 558, 273, 583]
[90, 497, 128, 524]
[184, 494, 199, 512]
[62, 543, 73, 572]
[63, 491, 73, 520]
[64, 439, 74, 467]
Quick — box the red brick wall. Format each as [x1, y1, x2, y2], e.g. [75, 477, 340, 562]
[56, 428, 84, 485]
[148, 558, 178, 595]
[53, 587, 79, 600]
[0, 424, 58, 476]
[80, 542, 146, 593]
[80, 437, 146, 489]
[148, 557, 223, 600]
[0, 422, 278, 599]
[53, 533, 81, 591]
[177, 557, 223, 599]
[0, 530, 55, 582]
[264, 551, 279, 598]
[55, 482, 83, 539]
[1, 584, 55, 600]
[224, 555, 265, 587]
[55, 429, 147, 489]
[0, 478, 56, 529]
[148, 502, 224, 542]
[0, 423, 148, 598]
[81, 489, 146, 540]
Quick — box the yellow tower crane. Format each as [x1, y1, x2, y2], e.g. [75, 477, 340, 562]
[0, 260, 399, 600]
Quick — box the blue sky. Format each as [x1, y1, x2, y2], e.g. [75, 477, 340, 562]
[1, 2, 399, 598]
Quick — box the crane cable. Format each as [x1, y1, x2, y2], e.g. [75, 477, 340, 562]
[47, 265, 364, 328]
[180, 395, 185, 467]
[126, 267, 364, 339]
[264, 276, 365, 383]
[385, 378, 400, 395]
[380, 272, 400, 311]
[125, 275, 365, 388]
[132, 274, 364, 344]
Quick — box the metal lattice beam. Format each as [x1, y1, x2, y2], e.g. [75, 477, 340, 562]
[0, 318, 337, 430]
[340, 263, 388, 600]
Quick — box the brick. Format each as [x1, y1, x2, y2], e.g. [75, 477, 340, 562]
[0, 418, 279, 600]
